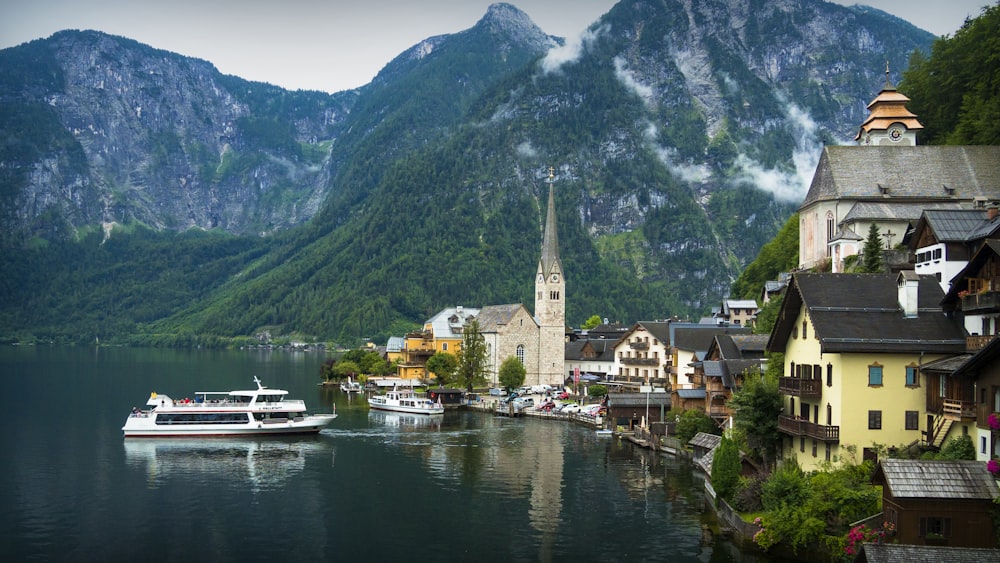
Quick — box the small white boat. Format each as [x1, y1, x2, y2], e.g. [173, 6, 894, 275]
[122, 377, 337, 438]
[368, 386, 444, 415]
[595, 429, 613, 437]
[340, 377, 363, 393]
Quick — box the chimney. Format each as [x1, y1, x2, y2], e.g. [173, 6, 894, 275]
[989, 206, 999, 221]
[897, 271, 919, 318]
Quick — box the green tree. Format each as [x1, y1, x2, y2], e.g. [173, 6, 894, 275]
[498, 356, 526, 391]
[426, 352, 458, 387]
[675, 409, 719, 443]
[711, 434, 742, 503]
[937, 434, 977, 460]
[581, 315, 603, 330]
[901, 3, 1000, 145]
[457, 318, 488, 392]
[859, 223, 883, 273]
[729, 365, 783, 470]
[731, 214, 799, 298]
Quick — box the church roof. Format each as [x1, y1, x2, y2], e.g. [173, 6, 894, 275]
[477, 304, 533, 333]
[799, 145, 1000, 210]
[855, 85, 923, 140]
[539, 179, 562, 277]
[841, 201, 964, 223]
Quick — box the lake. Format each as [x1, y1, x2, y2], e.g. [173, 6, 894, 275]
[1, 346, 751, 562]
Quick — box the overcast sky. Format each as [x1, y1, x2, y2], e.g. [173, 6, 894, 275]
[0, 0, 991, 93]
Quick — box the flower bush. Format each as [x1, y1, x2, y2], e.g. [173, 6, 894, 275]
[843, 524, 885, 557]
[988, 458, 1000, 476]
[989, 412, 1000, 431]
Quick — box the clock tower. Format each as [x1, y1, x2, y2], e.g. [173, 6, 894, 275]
[534, 168, 565, 386]
[855, 63, 923, 146]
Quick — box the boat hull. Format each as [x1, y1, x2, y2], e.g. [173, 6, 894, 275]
[122, 414, 337, 438]
[368, 402, 444, 415]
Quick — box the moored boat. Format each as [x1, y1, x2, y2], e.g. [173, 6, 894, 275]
[368, 386, 444, 415]
[340, 377, 363, 393]
[122, 377, 337, 437]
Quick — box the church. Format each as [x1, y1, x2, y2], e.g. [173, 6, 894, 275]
[797, 69, 1000, 272]
[395, 171, 566, 388]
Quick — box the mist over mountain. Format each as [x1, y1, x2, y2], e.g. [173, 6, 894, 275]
[0, 0, 934, 344]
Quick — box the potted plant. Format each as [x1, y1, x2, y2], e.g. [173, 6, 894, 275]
[924, 532, 947, 546]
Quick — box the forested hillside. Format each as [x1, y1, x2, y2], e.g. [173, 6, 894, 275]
[729, 2, 1000, 302]
[0, 0, 955, 346]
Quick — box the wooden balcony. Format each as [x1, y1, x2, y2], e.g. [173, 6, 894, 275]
[778, 377, 822, 398]
[943, 399, 977, 420]
[778, 415, 840, 443]
[967, 335, 997, 353]
[629, 341, 649, 350]
[961, 290, 1000, 313]
[621, 357, 660, 366]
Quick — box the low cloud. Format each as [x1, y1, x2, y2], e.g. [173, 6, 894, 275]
[613, 56, 654, 107]
[643, 122, 710, 183]
[516, 140, 538, 159]
[540, 25, 608, 75]
[732, 102, 822, 203]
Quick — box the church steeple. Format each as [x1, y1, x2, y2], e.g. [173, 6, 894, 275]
[539, 167, 562, 278]
[535, 167, 565, 386]
[855, 63, 924, 146]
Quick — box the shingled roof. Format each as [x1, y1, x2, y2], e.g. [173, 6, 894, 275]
[855, 543, 1000, 563]
[799, 146, 1000, 210]
[872, 459, 999, 500]
[768, 273, 966, 354]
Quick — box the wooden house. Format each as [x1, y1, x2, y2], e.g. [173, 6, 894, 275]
[871, 459, 999, 548]
[606, 392, 669, 431]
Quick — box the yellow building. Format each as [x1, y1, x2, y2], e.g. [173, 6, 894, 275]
[767, 272, 966, 471]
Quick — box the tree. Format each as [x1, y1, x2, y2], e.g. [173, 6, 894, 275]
[711, 434, 741, 502]
[859, 223, 883, 273]
[675, 409, 719, 443]
[729, 363, 784, 470]
[937, 434, 976, 460]
[457, 318, 488, 392]
[581, 315, 602, 330]
[426, 352, 458, 387]
[498, 356, 526, 391]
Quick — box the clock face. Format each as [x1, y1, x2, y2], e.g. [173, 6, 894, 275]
[888, 125, 903, 142]
[551, 274, 559, 282]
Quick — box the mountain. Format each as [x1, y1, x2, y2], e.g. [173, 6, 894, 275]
[0, 1, 935, 345]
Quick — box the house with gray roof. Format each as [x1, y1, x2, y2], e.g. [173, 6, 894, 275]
[767, 272, 967, 470]
[872, 459, 999, 548]
[910, 207, 1000, 293]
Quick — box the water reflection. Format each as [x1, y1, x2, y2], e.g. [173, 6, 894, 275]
[123, 438, 327, 491]
[368, 409, 443, 430]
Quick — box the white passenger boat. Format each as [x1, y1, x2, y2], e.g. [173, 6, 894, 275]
[122, 377, 337, 437]
[340, 377, 363, 393]
[368, 386, 444, 415]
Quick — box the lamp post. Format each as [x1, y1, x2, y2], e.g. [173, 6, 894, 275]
[640, 385, 652, 430]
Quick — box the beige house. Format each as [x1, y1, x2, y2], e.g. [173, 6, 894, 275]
[767, 272, 967, 471]
[611, 322, 671, 386]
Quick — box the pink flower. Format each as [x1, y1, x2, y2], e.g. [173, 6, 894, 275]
[988, 459, 1000, 475]
[989, 413, 1000, 431]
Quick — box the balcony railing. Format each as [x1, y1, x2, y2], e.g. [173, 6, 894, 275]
[943, 399, 976, 419]
[967, 335, 997, 353]
[778, 377, 823, 398]
[778, 415, 840, 442]
[961, 290, 1000, 313]
[621, 357, 660, 366]
[629, 341, 649, 350]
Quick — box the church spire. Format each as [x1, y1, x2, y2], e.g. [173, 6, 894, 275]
[855, 64, 923, 146]
[540, 167, 561, 277]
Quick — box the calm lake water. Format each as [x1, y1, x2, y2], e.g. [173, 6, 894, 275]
[1, 346, 750, 562]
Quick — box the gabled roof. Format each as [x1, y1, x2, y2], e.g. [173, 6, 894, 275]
[728, 334, 769, 358]
[768, 273, 966, 354]
[943, 240, 1000, 303]
[912, 208, 993, 246]
[723, 299, 758, 312]
[855, 543, 1000, 563]
[841, 201, 963, 224]
[954, 336, 1000, 378]
[618, 321, 673, 347]
[477, 304, 533, 333]
[674, 326, 751, 353]
[607, 393, 669, 408]
[426, 306, 481, 338]
[799, 146, 1000, 210]
[872, 459, 999, 500]
[689, 432, 721, 449]
[385, 336, 405, 352]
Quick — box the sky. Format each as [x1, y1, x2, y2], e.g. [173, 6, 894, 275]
[0, 0, 992, 93]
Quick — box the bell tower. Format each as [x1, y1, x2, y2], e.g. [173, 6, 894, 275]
[535, 167, 565, 386]
[855, 63, 923, 146]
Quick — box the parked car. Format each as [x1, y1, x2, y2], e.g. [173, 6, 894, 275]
[514, 397, 534, 408]
[555, 391, 569, 400]
[559, 403, 581, 414]
[488, 388, 505, 396]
